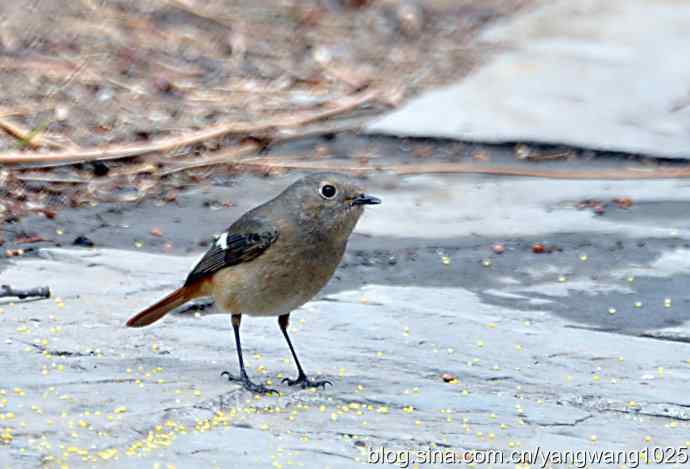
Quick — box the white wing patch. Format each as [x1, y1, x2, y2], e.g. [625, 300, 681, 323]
[216, 232, 229, 249]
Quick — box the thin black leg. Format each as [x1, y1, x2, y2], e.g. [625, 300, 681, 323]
[221, 314, 277, 394]
[279, 314, 332, 389]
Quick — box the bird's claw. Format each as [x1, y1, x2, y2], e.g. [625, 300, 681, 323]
[281, 374, 332, 389]
[221, 370, 278, 395]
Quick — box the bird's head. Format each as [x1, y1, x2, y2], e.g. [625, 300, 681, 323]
[283, 172, 381, 241]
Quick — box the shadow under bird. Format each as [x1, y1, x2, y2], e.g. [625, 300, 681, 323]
[126, 172, 381, 393]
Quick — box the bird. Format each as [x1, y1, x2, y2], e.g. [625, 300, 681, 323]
[126, 172, 381, 393]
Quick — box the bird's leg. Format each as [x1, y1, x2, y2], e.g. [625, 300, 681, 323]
[279, 314, 332, 389]
[221, 314, 277, 394]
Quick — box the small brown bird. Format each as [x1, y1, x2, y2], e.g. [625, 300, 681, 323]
[126, 173, 380, 393]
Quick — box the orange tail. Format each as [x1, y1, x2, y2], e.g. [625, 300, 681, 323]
[126, 284, 199, 328]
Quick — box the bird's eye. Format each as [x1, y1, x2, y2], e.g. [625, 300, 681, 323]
[319, 183, 337, 200]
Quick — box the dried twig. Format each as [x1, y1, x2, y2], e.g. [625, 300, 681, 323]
[14, 174, 94, 184]
[159, 142, 261, 176]
[389, 163, 690, 179]
[0, 284, 51, 300]
[0, 89, 380, 167]
[0, 117, 65, 149]
[0, 107, 33, 119]
[224, 157, 690, 180]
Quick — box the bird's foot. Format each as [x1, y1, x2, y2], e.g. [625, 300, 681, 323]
[221, 370, 278, 395]
[282, 373, 332, 389]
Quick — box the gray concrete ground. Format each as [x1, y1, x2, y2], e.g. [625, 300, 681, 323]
[2, 172, 690, 468]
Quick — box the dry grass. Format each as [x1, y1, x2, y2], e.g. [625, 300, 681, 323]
[0, 0, 533, 222]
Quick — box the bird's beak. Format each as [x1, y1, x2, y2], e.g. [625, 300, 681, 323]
[352, 193, 382, 206]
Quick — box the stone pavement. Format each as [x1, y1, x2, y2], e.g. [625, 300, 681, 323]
[368, 0, 690, 159]
[1, 173, 690, 468]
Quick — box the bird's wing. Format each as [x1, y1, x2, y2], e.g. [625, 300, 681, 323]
[184, 217, 279, 286]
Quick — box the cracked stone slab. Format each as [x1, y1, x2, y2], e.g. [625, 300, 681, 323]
[367, 0, 690, 159]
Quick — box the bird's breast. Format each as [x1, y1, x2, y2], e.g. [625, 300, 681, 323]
[211, 235, 346, 316]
